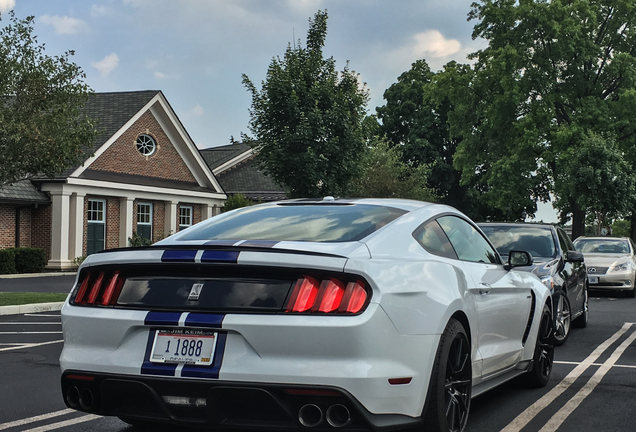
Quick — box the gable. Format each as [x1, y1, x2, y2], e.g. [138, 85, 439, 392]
[86, 110, 198, 184]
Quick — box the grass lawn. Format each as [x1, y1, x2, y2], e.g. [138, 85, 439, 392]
[0, 292, 68, 306]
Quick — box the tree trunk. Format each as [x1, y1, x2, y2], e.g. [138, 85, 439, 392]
[571, 207, 586, 240]
[631, 209, 636, 242]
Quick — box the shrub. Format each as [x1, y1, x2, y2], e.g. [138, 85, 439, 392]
[14, 248, 46, 273]
[0, 249, 17, 274]
[128, 231, 152, 247]
[222, 194, 255, 212]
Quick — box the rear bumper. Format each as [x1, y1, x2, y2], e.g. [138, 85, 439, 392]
[61, 371, 422, 431]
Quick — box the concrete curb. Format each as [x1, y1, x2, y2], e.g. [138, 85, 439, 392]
[0, 272, 76, 279]
[0, 302, 64, 316]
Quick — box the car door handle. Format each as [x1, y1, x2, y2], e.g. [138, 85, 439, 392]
[479, 283, 491, 295]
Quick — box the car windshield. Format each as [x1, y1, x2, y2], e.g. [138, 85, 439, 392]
[480, 225, 556, 260]
[178, 203, 407, 243]
[573, 238, 630, 254]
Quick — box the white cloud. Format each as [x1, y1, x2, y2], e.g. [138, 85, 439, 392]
[91, 53, 119, 75]
[154, 71, 179, 80]
[90, 5, 110, 17]
[0, 0, 15, 13]
[412, 30, 461, 58]
[188, 105, 204, 117]
[39, 15, 89, 35]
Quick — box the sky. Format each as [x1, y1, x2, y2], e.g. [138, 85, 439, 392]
[1, 0, 558, 222]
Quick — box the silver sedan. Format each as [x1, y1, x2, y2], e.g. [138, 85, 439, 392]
[573, 237, 636, 298]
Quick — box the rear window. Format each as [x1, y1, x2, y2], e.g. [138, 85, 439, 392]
[179, 203, 407, 243]
[480, 225, 556, 259]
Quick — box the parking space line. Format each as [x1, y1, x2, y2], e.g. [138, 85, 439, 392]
[0, 340, 63, 352]
[539, 328, 636, 431]
[21, 414, 100, 432]
[0, 409, 75, 430]
[0, 323, 61, 325]
[24, 314, 61, 318]
[0, 332, 62, 335]
[555, 360, 636, 369]
[500, 322, 633, 432]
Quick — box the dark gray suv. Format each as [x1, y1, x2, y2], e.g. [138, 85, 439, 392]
[479, 223, 588, 346]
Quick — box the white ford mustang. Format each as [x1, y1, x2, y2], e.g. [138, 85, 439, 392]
[60, 198, 554, 432]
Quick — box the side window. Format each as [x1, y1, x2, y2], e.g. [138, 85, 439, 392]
[413, 220, 458, 260]
[556, 228, 574, 253]
[437, 216, 499, 264]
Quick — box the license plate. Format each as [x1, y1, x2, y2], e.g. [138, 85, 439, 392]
[150, 329, 217, 365]
[589, 276, 599, 284]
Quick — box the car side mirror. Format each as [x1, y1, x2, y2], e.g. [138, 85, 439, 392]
[505, 250, 533, 270]
[566, 250, 584, 263]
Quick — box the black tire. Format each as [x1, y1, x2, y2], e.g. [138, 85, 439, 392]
[423, 318, 471, 432]
[553, 291, 571, 346]
[525, 302, 554, 387]
[572, 286, 588, 328]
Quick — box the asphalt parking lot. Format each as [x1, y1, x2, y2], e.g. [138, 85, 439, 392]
[1, 279, 635, 431]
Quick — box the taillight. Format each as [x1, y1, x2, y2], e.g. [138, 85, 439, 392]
[72, 271, 124, 306]
[285, 276, 369, 314]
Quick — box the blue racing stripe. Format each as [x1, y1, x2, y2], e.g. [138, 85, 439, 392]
[144, 311, 181, 326]
[181, 332, 227, 379]
[162, 250, 197, 262]
[185, 313, 224, 328]
[141, 330, 178, 377]
[201, 250, 239, 263]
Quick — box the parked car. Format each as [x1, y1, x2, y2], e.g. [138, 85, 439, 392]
[60, 199, 554, 432]
[479, 223, 588, 346]
[572, 236, 636, 298]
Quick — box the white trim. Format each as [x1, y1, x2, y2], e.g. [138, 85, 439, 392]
[179, 205, 193, 229]
[137, 201, 153, 241]
[212, 148, 255, 175]
[70, 93, 161, 178]
[59, 177, 226, 201]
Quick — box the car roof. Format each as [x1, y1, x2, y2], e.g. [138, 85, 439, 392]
[477, 222, 556, 229]
[268, 197, 434, 212]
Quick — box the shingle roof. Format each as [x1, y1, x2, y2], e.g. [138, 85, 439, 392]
[199, 142, 251, 171]
[56, 90, 161, 177]
[216, 157, 286, 202]
[0, 180, 49, 204]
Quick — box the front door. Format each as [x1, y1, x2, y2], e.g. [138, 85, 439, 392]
[87, 199, 105, 255]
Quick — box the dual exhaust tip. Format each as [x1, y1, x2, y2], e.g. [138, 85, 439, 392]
[298, 403, 351, 428]
[66, 386, 96, 412]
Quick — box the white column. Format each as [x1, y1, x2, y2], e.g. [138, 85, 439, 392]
[204, 204, 215, 219]
[119, 197, 134, 247]
[69, 193, 85, 260]
[48, 191, 72, 270]
[165, 201, 178, 237]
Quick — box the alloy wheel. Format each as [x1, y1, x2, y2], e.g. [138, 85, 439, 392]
[554, 294, 571, 344]
[444, 334, 471, 432]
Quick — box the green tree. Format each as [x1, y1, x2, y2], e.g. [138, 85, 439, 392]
[349, 138, 436, 201]
[376, 59, 492, 219]
[0, 12, 97, 186]
[554, 133, 635, 231]
[242, 10, 369, 198]
[450, 0, 636, 237]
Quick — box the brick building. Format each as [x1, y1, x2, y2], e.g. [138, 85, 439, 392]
[0, 90, 226, 270]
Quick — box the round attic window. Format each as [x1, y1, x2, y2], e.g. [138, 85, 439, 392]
[136, 134, 156, 156]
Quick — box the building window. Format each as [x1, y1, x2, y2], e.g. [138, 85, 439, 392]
[179, 206, 193, 231]
[136, 134, 156, 156]
[137, 202, 153, 242]
[87, 199, 106, 255]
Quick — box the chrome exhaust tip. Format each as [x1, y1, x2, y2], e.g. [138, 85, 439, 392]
[66, 386, 80, 409]
[326, 404, 351, 428]
[298, 404, 323, 428]
[79, 388, 94, 411]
